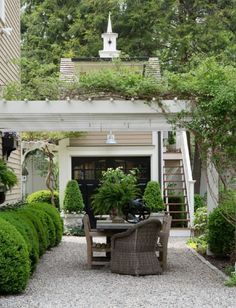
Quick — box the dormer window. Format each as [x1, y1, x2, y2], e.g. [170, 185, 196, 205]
[0, 0, 5, 24]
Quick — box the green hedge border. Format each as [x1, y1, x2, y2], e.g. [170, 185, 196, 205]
[0, 202, 63, 294]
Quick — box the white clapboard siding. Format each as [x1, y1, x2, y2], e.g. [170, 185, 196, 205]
[5, 147, 21, 204]
[69, 132, 152, 146]
[0, 0, 20, 87]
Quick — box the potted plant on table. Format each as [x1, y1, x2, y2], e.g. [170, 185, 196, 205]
[62, 180, 85, 230]
[0, 158, 18, 204]
[91, 167, 139, 222]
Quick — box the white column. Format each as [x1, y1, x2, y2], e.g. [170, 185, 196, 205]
[58, 138, 71, 209]
[207, 160, 219, 213]
[188, 180, 195, 227]
[151, 131, 158, 181]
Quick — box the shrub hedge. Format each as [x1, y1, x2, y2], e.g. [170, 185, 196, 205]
[28, 202, 63, 245]
[26, 207, 56, 248]
[26, 190, 60, 209]
[0, 211, 39, 273]
[19, 208, 48, 256]
[208, 204, 235, 257]
[0, 202, 62, 294]
[0, 217, 30, 294]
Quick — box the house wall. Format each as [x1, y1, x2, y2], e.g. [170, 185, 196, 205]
[0, 0, 20, 92]
[70, 132, 152, 146]
[0, 134, 21, 205]
[58, 132, 160, 208]
[4, 146, 21, 203]
[24, 156, 47, 196]
[0, 0, 21, 205]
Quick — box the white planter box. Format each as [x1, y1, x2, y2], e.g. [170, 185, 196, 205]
[63, 213, 83, 229]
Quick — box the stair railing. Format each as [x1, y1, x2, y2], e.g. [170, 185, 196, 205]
[178, 131, 195, 227]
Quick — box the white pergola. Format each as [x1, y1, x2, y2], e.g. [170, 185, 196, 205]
[0, 99, 191, 131]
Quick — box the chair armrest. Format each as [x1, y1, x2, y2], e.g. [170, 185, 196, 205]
[89, 231, 109, 237]
[159, 231, 169, 245]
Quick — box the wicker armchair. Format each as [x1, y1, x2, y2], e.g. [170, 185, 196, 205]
[111, 218, 162, 276]
[83, 214, 111, 268]
[156, 214, 172, 271]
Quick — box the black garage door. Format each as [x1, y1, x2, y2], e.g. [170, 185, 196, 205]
[72, 156, 151, 212]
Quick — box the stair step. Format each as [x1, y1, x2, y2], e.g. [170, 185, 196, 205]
[163, 165, 184, 168]
[164, 180, 185, 182]
[166, 211, 188, 214]
[163, 173, 184, 176]
[164, 188, 185, 190]
[165, 203, 187, 205]
[164, 195, 187, 198]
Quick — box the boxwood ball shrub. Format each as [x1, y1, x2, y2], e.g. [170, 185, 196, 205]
[0, 211, 39, 273]
[26, 207, 56, 248]
[143, 181, 165, 212]
[19, 208, 48, 256]
[27, 202, 63, 245]
[0, 217, 30, 294]
[27, 190, 60, 209]
[208, 205, 235, 257]
[63, 180, 84, 213]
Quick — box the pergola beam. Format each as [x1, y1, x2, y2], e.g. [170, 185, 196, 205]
[0, 99, 191, 131]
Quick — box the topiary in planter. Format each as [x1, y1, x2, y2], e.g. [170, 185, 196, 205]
[27, 202, 63, 245]
[26, 190, 60, 209]
[143, 181, 165, 212]
[63, 180, 84, 213]
[0, 217, 30, 294]
[0, 211, 39, 273]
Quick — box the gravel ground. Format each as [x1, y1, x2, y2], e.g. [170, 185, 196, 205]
[0, 236, 236, 308]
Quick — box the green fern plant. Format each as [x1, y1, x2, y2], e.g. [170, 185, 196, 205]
[0, 159, 18, 191]
[91, 167, 139, 215]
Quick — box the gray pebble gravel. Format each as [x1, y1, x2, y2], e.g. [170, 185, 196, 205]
[0, 237, 235, 308]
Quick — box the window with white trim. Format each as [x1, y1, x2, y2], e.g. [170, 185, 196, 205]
[0, 0, 5, 24]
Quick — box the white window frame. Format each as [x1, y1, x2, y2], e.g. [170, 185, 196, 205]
[0, 0, 5, 24]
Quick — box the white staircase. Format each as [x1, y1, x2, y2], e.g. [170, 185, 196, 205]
[163, 131, 195, 233]
[163, 153, 190, 227]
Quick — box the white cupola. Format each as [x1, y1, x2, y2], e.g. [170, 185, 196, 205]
[99, 12, 120, 58]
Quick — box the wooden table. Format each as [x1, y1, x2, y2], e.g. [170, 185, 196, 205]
[97, 214, 164, 232]
[96, 220, 134, 232]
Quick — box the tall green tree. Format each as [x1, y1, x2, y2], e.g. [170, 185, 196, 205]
[20, 0, 236, 91]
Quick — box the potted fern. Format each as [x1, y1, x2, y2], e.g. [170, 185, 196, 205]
[91, 167, 139, 222]
[0, 158, 18, 204]
[62, 180, 85, 229]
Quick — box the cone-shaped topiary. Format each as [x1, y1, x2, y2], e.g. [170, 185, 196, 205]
[143, 181, 165, 212]
[63, 180, 84, 213]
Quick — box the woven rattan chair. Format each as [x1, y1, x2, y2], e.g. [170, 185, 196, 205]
[156, 214, 172, 271]
[83, 214, 111, 269]
[111, 218, 162, 275]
